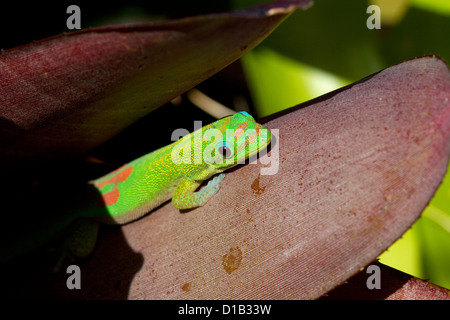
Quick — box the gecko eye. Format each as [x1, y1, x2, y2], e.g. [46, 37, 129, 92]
[217, 142, 233, 159]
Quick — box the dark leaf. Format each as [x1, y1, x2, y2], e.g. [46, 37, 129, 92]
[0, 0, 313, 171]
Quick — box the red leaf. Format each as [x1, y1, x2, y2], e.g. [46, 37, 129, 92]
[0, 0, 313, 169]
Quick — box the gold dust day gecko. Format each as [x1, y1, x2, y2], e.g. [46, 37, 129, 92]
[3, 112, 271, 263]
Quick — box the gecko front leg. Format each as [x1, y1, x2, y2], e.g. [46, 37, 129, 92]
[171, 174, 226, 210]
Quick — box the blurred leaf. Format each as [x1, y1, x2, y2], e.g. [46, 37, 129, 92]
[420, 207, 450, 287]
[378, 222, 423, 278]
[411, 0, 450, 16]
[380, 6, 450, 67]
[370, 0, 410, 26]
[241, 47, 350, 117]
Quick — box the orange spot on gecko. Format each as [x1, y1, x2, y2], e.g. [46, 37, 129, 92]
[222, 247, 242, 274]
[95, 166, 133, 206]
[101, 188, 120, 207]
[251, 174, 266, 195]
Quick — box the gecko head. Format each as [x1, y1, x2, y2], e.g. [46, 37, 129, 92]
[202, 111, 271, 171]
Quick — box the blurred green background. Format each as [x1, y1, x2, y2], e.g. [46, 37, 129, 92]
[231, 0, 450, 290]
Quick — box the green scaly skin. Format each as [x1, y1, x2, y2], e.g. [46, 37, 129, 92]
[1, 112, 271, 263]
